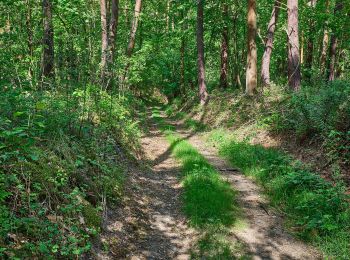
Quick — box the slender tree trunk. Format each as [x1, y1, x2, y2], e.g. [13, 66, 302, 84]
[180, 11, 186, 95]
[166, 0, 170, 32]
[261, 0, 281, 87]
[122, 0, 142, 84]
[180, 37, 185, 94]
[26, 0, 33, 77]
[42, 0, 54, 79]
[197, 0, 208, 105]
[246, 0, 257, 95]
[305, 0, 317, 79]
[108, 0, 119, 64]
[328, 0, 343, 81]
[320, 0, 330, 74]
[287, 0, 301, 91]
[220, 4, 229, 89]
[300, 31, 304, 64]
[100, 0, 108, 81]
[126, 0, 142, 57]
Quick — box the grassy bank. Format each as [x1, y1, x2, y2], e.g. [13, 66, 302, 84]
[151, 108, 248, 259]
[0, 86, 144, 258]
[207, 129, 350, 259]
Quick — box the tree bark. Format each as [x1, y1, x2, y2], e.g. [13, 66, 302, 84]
[126, 0, 142, 57]
[42, 0, 54, 79]
[305, 0, 317, 79]
[328, 0, 343, 81]
[180, 11, 186, 95]
[26, 0, 33, 77]
[261, 0, 281, 87]
[121, 0, 142, 84]
[108, 0, 119, 64]
[220, 4, 229, 89]
[287, 0, 301, 91]
[100, 0, 108, 81]
[246, 0, 257, 95]
[320, 0, 330, 74]
[197, 0, 209, 105]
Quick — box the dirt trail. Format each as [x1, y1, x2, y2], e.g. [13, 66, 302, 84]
[96, 111, 321, 260]
[95, 118, 196, 259]
[174, 123, 321, 260]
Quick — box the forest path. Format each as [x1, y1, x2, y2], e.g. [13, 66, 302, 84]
[97, 107, 320, 260]
[170, 118, 322, 260]
[95, 109, 197, 259]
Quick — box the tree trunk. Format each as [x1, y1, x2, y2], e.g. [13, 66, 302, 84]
[126, 0, 142, 57]
[197, 0, 208, 105]
[287, 0, 301, 91]
[320, 0, 330, 74]
[180, 11, 186, 95]
[122, 0, 142, 84]
[180, 37, 185, 94]
[26, 0, 33, 77]
[305, 0, 317, 79]
[108, 0, 119, 64]
[220, 4, 229, 89]
[246, 0, 257, 95]
[100, 0, 108, 81]
[42, 0, 54, 79]
[261, 0, 281, 87]
[328, 0, 343, 81]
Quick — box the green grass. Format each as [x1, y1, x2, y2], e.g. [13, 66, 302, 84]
[207, 129, 350, 259]
[151, 108, 249, 259]
[166, 134, 237, 227]
[183, 118, 207, 132]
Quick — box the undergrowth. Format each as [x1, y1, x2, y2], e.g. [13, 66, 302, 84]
[207, 129, 350, 259]
[0, 84, 144, 258]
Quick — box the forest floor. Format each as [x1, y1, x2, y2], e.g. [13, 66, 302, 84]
[96, 107, 321, 259]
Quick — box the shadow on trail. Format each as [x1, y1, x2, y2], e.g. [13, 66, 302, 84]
[150, 103, 209, 167]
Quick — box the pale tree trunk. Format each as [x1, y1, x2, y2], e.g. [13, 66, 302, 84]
[26, 0, 33, 77]
[100, 0, 108, 81]
[231, 11, 242, 88]
[126, 0, 142, 57]
[287, 0, 301, 91]
[166, 0, 170, 32]
[42, 0, 54, 79]
[300, 32, 304, 64]
[305, 0, 317, 79]
[180, 37, 185, 94]
[261, 0, 281, 86]
[180, 11, 186, 95]
[197, 0, 209, 105]
[220, 4, 229, 89]
[328, 0, 343, 81]
[108, 0, 119, 64]
[320, 0, 330, 75]
[122, 0, 142, 83]
[246, 0, 257, 95]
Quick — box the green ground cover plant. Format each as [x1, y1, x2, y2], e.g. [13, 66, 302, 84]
[0, 85, 144, 258]
[207, 129, 350, 259]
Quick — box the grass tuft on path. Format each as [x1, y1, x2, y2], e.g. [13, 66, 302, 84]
[166, 133, 237, 227]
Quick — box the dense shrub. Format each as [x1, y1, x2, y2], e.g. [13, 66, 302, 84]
[277, 81, 350, 166]
[0, 84, 143, 258]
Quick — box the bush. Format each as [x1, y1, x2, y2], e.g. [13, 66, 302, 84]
[277, 81, 350, 166]
[0, 84, 143, 258]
